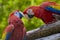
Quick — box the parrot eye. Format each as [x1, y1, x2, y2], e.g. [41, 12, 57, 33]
[14, 12, 20, 18]
[27, 9, 34, 15]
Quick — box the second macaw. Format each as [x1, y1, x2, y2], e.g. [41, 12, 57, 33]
[2, 10, 26, 40]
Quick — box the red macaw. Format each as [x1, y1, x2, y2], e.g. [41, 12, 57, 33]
[23, 2, 60, 24]
[2, 10, 26, 40]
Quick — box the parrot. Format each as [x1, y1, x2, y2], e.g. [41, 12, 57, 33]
[2, 10, 26, 40]
[23, 1, 60, 24]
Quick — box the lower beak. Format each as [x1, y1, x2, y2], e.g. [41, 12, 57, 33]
[24, 14, 30, 19]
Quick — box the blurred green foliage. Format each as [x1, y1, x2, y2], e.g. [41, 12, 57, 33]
[0, 0, 60, 39]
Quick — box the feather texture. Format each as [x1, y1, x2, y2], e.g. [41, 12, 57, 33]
[45, 6, 60, 14]
[2, 24, 14, 40]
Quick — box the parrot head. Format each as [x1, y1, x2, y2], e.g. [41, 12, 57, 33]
[26, 9, 34, 18]
[23, 6, 40, 19]
[23, 8, 34, 19]
[10, 10, 24, 19]
[8, 10, 24, 27]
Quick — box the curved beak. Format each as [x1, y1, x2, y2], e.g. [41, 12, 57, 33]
[19, 11, 24, 18]
[14, 11, 24, 19]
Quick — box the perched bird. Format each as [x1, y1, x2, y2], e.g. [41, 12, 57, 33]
[2, 10, 26, 40]
[23, 2, 60, 24]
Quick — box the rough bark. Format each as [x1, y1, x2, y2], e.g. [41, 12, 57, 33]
[26, 21, 60, 40]
[35, 33, 60, 40]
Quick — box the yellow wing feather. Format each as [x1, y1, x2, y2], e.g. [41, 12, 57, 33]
[2, 32, 7, 40]
[50, 5, 60, 10]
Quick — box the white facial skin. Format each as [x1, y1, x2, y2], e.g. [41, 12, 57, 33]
[14, 11, 20, 18]
[27, 9, 34, 15]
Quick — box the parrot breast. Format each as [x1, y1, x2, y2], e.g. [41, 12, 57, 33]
[8, 14, 26, 40]
[9, 26, 25, 40]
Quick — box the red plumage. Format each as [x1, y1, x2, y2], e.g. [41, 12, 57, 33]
[8, 10, 26, 40]
[23, 2, 57, 24]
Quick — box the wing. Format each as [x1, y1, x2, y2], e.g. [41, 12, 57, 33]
[45, 6, 60, 14]
[23, 27, 26, 40]
[2, 24, 14, 40]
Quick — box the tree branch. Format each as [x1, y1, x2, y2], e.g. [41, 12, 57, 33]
[26, 21, 60, 40]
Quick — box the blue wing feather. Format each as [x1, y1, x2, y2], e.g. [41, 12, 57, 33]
[5, 32, 12, 40]
[45, 6, 60, 15]
[2, 24, 14, 40]
[23, 35, 27, 40]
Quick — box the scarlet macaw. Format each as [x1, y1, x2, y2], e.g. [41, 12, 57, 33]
[2, 10, 26, 40]
[23, 2, 60, 24]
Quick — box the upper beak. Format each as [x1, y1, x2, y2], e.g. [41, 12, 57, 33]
[19, 11, 24, 19]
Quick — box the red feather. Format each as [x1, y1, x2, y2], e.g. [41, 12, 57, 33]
[23, 2, 57, 24]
